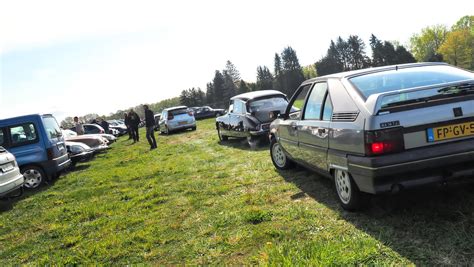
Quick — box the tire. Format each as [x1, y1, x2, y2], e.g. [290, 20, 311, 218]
[21, 165, 46, 189]
[217, 125, 228, 141]
[333, 169, 368, 211]
[270, 138, 294, 170]
[191, 126, 196, 131]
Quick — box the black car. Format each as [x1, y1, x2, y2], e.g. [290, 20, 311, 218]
[192, 106, 225, 120]
[216, 90, 289, 147]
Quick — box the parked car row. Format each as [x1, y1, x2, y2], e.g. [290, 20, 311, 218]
[190, 106, 225, 120]
[0, 113, 117, 199]
[216, 63, 474, 211]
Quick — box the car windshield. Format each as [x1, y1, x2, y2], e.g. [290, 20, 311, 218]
[248, 96, 288, 113]
[350, 65, 474, 99]
[42, 116, 62, 139]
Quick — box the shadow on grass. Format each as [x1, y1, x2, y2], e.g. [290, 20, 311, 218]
[218, 138, 269, 152]
[0, 162, 93, 213]
[278, 166, 474, 265]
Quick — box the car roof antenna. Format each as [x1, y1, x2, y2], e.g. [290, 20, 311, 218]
[395, 65, 398, 71]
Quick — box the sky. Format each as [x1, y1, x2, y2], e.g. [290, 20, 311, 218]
[1, 0, 472, 122]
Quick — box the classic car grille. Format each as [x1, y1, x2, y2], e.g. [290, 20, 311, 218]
[332, 112, 359, 122]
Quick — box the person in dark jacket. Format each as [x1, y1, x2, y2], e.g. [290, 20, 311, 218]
[100, 118, 110, 134]
[129, 109, 140, 142]
[124, 113, 132, 140]
[144, 105, 157, 150]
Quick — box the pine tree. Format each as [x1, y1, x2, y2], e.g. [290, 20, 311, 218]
[213, 71, 226, 108]
[273, 53, 284, 92]
[238, 80, 250, 94]
[206, 82, 215, 106]
[222, 70, 237, 100]
[281, 46, 305, 96]
[224, 60, 241, 84]
[256, 66, 274, 91]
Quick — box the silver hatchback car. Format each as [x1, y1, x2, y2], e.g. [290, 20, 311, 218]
[159, 106, 197, 134]
[269, 63, 474, 210]
[0, 147, 24, 198]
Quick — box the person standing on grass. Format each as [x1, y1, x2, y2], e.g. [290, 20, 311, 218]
[144, 105, 157, 150]
[74, 116, 84, 135]
[124, 113, 132, 140]
[100, 118, 110, 134]
[129, 109, 140, 142]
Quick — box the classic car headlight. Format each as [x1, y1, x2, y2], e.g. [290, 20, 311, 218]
[70, 145, 85, 154]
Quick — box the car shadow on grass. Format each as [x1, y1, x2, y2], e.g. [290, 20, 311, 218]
[278, 166, 474, 265]
[218, 138, 269, 152]
[0, 163, 91, 213]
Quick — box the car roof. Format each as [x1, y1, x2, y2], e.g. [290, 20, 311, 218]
[230, 90, 286, 101]
[301, 62, 450, 85]
[163, 106, 188, 111]
[0, 114, 52, 125]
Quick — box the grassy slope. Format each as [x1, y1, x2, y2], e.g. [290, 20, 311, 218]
[1, 118, 473, 265]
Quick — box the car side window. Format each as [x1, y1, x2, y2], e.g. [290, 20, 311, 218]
[9, 123, 38, 147]
[287, 84, 312, 120]
[233, 100, 245, 114]
[304, 83, 328, 120]
[322, 94, 333, 121]
[228, 101, 234, 113]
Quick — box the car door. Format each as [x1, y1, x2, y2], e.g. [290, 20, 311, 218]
[278, 84, 312, 159]
[297, 82, 332, 171]
[229, 99, 247, 138]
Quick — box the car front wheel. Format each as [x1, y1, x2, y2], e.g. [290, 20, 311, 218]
[334, 169, 367, 211]
[270, 138, 294, 170]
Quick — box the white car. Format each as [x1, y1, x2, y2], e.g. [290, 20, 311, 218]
[0, 147, 24, 198]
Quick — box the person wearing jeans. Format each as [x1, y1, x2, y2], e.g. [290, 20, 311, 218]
[144, 105, 157, 150]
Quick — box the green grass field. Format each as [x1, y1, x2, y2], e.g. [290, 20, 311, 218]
[1, 118, 474, 265]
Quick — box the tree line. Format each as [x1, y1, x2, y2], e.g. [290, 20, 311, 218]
[61, 15, 473, 127]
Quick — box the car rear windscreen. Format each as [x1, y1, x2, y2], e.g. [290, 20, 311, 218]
[43, 116, 62, 140]
[248, 96, 288, 112]
[169, 109, 188, 116]
[349, 65, 474, 98]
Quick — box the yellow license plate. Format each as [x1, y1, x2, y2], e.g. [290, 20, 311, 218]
[427, 121, 474, 142]
[179, 121, 187, 125]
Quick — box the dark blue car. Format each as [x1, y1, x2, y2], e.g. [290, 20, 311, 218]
[0, 114, 71, 189]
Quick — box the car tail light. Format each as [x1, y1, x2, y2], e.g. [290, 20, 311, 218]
[168, 112, 174, 120]
[47, 147, 54, 160]
[365, 127, 405, 156]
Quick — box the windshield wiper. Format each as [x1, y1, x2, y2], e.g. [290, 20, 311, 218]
[437, 82, 474, 94]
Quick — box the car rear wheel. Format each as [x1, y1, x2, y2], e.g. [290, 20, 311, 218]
[21, 166, 46, 189]
[217, 125, 228, 141]
[334, 169, 367, 211]
[270, 138, 294, 170]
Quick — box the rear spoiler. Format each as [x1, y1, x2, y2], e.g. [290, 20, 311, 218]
[366, 79, 474, 115]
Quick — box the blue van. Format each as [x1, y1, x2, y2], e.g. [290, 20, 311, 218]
[0, 114, 71, 189]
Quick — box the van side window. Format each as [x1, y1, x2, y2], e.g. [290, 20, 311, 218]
[304, 83, 328, 120]
[9, 123, 38, 147]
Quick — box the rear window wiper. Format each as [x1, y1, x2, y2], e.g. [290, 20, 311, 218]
[381, 82, 474, 109]
[437, 82, 474, 94]
[381, 96, 436, 108]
